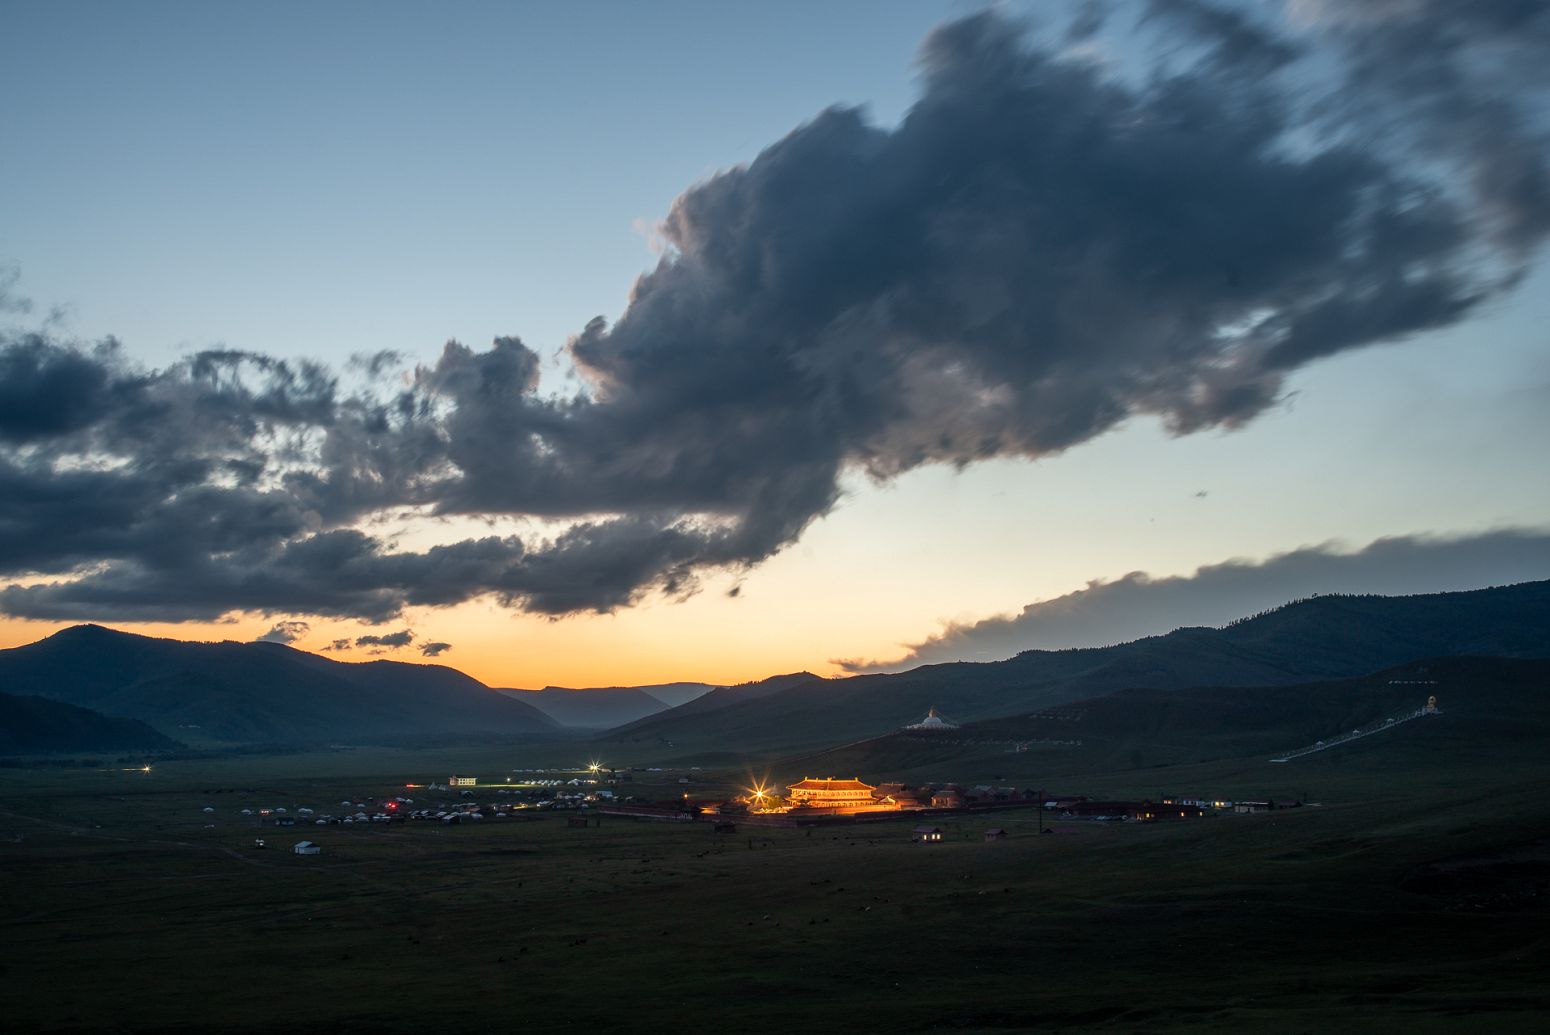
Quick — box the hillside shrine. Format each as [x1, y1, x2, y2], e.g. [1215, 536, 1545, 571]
[904, 707, 960, 731]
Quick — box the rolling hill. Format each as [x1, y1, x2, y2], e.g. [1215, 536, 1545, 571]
[0, 691, 183, 754]
[499, 682, 719, 729]
[603, 581, 1550, 757]
[0, 625, 558, 744]
[606, 671, 824, 738]
[785, 655, 1550, 784]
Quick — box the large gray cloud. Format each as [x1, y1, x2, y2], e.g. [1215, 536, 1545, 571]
[2, 4, 1549, 623]
[838, 528, 1550, 673]
[1293, 0, 1550, 255]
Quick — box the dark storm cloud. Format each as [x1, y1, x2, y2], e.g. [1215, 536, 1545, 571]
[1297, 0, 1550, 255]
[419, 641, 452, 657]
[355, 629, 413, 649]
[0, 336, 128, 442]
[256, 620, 310, 645]
[838, 529, 1550, 673]
[563, 3, 1542, 470]
[1148, 0, 1302, 76]
[1, 5, 1548, 623]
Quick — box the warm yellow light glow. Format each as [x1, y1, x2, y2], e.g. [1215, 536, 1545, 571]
[0, 464, 1121, 688]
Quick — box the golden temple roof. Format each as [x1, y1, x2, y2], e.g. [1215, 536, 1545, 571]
[788, 777, 876, 791]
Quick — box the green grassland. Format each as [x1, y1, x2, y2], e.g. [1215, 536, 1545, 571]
[3, 700, 1549, 1034]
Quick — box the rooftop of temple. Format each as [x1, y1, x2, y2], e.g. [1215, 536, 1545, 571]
[788, 777, 875, 792]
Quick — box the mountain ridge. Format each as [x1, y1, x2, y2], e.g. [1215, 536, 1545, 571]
[499, 682, 719, 728]
[784, 654, 1550, 783]
[0, 689, 184, 754]
[603, 580, 1550, 756]
[0, 625, 557, 744]
[8, 580, 1549, 752]
[606, 671, 825, 737]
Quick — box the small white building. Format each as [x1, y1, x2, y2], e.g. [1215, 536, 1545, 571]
[904, 707, 959, 731]
[293, 841, 321, 856]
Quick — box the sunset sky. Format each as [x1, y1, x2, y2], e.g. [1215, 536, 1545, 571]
[3, 1, 1548, 689]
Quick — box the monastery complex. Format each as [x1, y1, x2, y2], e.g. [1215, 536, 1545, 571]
[780, 777, 902, 814]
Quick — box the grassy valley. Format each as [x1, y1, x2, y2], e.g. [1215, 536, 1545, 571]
[1, 696, 1547, 1033]
[1, 583, 1547, 1031]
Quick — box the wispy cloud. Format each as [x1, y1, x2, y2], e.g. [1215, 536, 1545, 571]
[255, 620, 309, 645]
[355, 629, 414, 649]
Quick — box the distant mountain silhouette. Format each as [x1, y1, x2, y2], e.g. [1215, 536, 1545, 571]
[499, 682, 718, 728]
[0, 625, 556, 744]
[0, 690, 182, 754]
[604, 582, 1550, 755]
[638, 683, 719, 708]
[606, 671, 823, 738]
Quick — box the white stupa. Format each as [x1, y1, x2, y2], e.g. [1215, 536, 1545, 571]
[904, 706, 959, 731]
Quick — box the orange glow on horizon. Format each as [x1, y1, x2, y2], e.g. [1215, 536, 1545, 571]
[0, 609, 831, 689]
[0, 466, 1110, 687]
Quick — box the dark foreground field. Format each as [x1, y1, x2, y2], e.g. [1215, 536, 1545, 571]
[3, 725, 1549, 1033]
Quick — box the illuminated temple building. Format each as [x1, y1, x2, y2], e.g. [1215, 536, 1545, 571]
[785, 777, 900, 814]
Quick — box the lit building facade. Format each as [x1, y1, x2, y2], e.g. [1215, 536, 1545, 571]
[785, 777, 897, 813]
